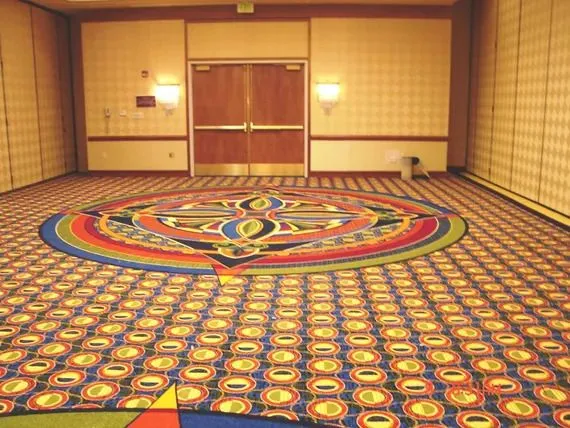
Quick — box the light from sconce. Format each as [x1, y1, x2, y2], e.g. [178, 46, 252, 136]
[316, 82, 340, 114]
[155, 84, 180, 112]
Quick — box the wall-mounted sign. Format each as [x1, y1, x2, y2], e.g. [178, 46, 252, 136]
[136, 96, 156, 108]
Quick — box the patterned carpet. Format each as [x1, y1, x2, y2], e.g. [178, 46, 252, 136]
[0, 174, 569, 427]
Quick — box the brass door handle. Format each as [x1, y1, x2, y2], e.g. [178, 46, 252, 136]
[194, 123, 247, 132]
[249, 122, 304, 132]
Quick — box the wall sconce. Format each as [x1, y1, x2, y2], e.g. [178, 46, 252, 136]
[316, 82, 340, 114]
[155, 84, 180, 114]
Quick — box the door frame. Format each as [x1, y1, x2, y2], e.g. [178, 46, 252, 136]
[188, 59, 309, 177]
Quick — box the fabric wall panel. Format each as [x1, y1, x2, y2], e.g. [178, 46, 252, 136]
[33, 7, 66, 180]
[540, 0, 570, 215]
[0, 42, 12, 193]
[467, 0, 497, 179]
[511, 0, 551, 200]
[490, 0, 520, 188]
[466, 0, 481, 173]
[0, 0, 43, 188]
[56, 15, 77, 173]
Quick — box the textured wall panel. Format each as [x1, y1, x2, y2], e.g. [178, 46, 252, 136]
[82, 20, 187, 137]
[540, 0, 570, 215]
[511, 0, 550, 200]
[448, 0, 472, 167]
[490, 0, 520, 188]
[310, 18, 450, 137]
[466, 0, 480, 173]
[33, 7, 66, 180]
[56, 16, 77, 173]
[0, 0, 43, 188]
[187, 22, 308, 59]
[0, 43, 12, 193]
[468, 0, 497, 179]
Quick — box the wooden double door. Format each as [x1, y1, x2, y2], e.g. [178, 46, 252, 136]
[191, 63, 305, 176]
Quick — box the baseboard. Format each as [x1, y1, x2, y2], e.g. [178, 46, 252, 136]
[309, 171, 451, 178]
[461, 172, 569, 229]
[0, 172, 76, 196]
[86, 170, 190, 177]
[447, 166, 466, 174]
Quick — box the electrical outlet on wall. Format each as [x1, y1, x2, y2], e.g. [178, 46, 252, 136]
[132, 112, 144, 119]
[119, 110, 127, 117]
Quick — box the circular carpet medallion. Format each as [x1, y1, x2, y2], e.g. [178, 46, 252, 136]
[40, 186, 467, 277]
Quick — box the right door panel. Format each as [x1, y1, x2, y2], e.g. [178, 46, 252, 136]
[249, 64, 304, 176]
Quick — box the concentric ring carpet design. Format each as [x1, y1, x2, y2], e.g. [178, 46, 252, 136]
[0, 175, 568, 428]
[39, 186, 466, 281]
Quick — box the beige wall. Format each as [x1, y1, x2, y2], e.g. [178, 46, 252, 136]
[187, 22, 309, 59]
[310, 18, 450, 172]
[82, 20, 188, 171]
[311, 141, 447, 172]
[82, 20, 187, 137]
[0, 0, 75, 192]
[88, 141, 188, 171]
[468, 0, 570, 215]
[80, 14, 456, 174]
[310, 18, 450, 137]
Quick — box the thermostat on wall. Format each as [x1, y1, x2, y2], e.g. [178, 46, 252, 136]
[237, 1, 254, 14]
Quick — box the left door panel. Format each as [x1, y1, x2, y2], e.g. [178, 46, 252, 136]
[192, 64, 248, 175]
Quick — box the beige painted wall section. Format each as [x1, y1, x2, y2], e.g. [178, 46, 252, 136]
[33, 7, 66, 180]
[0, 0, 42, 188]
[311, 141, 448, 172]
[82, 20, 187, 137]
[540, 0, 570, 215]
[311, 18, 450, 137]
[0, 47, 11, 193]
[187, 22, 309, 59]
[88, 141, 188, 171]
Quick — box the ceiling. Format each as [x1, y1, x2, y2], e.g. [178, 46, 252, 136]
[31, 0, 458, 13]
